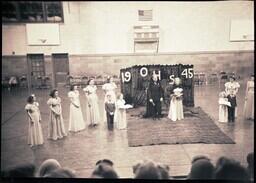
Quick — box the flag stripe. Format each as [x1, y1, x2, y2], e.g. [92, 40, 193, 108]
[138, 10, 152, 21]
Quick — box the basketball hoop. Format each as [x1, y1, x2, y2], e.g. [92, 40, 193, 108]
[39, 39, 47, 43]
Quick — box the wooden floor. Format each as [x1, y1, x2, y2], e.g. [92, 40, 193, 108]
[1, 80, 254, 178]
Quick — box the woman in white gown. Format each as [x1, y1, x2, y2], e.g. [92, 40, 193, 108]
[115, 93, 127, 130]
[68, 85, 86, 132]
[25, 94, 44, 147]
[168, 77, 184, 121]
[244, 75, 254, 120]
[218, 91, 230, 123]
[47, 89, 67, 140]
[102, 76, 117, 122]
[83, 79, 101, 127]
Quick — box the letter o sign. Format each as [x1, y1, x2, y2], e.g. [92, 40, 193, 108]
[140, 67, 148, 77]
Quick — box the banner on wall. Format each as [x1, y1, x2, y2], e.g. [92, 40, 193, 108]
[120, 64, 194, 107]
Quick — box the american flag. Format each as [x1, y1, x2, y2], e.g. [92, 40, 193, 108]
[138, 10, 152, 21]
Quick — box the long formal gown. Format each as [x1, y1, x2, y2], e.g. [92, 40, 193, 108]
[47, 97, 67, 140]
[218, 97, 230, 123]
[83, 85, 101, 126]
[102, 82, 117, 122]
[225, 81, 240, 117]
[102, 82, 117, 102]
[115, 99, 127, 130]
[25, 102, 44, 146]
[68, 90, 86, 132]
[168, 87, 184, 121]
[244, 80, 254, 119]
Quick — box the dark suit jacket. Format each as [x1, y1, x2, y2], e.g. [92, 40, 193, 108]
[148, 81, 164, 102]
[227, 95, 237, 108]
[105, 102, 116, 113]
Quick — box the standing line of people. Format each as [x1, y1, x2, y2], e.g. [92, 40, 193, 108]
[25, 76, 129, 148]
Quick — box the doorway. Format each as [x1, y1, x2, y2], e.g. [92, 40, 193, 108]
[52, 53, 69, 87]
[27, 54, 45, 88]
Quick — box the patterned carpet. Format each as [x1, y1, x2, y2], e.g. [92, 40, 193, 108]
[127, 107, 235, 147]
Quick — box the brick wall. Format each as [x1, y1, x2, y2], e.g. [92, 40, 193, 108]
[68, 51, 254, 78]
[2, 51, 254, 80]
[2, 56, 27, 77]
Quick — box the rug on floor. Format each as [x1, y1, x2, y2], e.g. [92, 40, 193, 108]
[127, 106, 235, 147]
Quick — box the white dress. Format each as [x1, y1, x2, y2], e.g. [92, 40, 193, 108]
[83, 85, 101, 125]
[218, 97, 230, 123]
[225, 81, 240, 117]
[102, 82, 117, 102]
[102, 82, 117, 122]
[168, 87, 184, 121]
[243, 80, 254, 119]
[47, 97, 67, 140]
[68, 90, 86, 132]
[115, 99, 127, 130]
[25, 102, 44, 146]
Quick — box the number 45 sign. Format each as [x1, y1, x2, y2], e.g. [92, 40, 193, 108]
[181, 68, 194, 79]
[121, 67, 194, 83]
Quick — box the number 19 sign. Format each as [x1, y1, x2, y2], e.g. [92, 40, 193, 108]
[121, 67, 193, 83]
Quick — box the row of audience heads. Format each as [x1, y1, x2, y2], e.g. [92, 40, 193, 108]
[2, 152, 253, 180]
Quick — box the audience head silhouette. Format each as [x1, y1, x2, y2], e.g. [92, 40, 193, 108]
[91, 159, 118, 179]
[37, 159, 61, 177]
[2, 163, 35, 177]
[188, 157, 214, 179]
[214, 157, 249, 180]
[43, 168, 76, 178]
[133, 160, 162, 179]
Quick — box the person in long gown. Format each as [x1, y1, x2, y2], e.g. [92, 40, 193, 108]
[83, 79, 101, 127]
[224, 76, 240, 120]
[168, 77, 184, 121]
[218, 91, 230, 123]
[47, 89, 67, 140]
[25, 94, 44, 147]
[68, 85, 86, 132]
[244, 75, 254, 120]
[102, 76, 117, 102]
[102, 76, 117, 122]
[115, 93, 127, 130]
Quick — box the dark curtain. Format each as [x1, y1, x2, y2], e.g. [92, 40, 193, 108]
[120, 64, 194, 108]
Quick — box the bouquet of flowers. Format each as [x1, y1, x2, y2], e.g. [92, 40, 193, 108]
[171, 88, 183, 100]
[218, 91, 231, 107]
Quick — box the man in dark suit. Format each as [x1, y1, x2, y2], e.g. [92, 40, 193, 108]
[227, 92, 237, 123]
[147, 74, 164, 119]
[105, 94, 116, 130]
